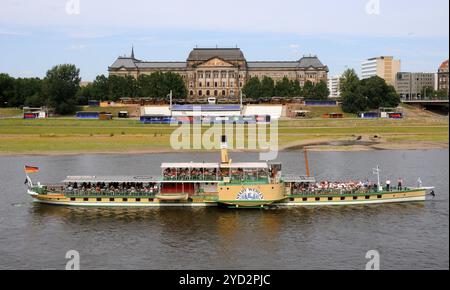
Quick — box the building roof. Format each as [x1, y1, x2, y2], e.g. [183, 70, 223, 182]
[109, 57, 137, 69]
[109, 49, 327, 70]
[247, 61, 300, 68]
[247, 56, 327, 69]
[187, 48, 246, 61]
[298, 56, 326, 68]
[439, 60, 449, 72]
[136, 62, 186, 69]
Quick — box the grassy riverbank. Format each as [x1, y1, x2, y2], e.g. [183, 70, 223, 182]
[0, 107, 448, 155]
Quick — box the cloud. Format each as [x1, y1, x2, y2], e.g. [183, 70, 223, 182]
[0, 28, 29, 36]
[0, 0, 448, 38]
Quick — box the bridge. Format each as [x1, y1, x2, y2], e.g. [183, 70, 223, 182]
[401, 99, 449, 113]
[402, 99, 449, 105]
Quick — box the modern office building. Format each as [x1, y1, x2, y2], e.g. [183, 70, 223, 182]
[395, 72, 436, 99]
[327, 75, 341, 98]
[361, 56, 401, 86]
[109, 47, 329, 99]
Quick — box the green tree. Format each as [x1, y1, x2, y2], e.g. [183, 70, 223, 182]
[76, 84, 94, 105]
[44, 64, 81, 115]
[314, 80, 330, 100]
[274, 77, 291, 97]
[0, 73, 14, 107]
[9, 78, 44, 107]
[434, 89, 449, 99]
[25, 93, 46, 107]
[260, 76, 275, 98]
[137, 74, 155, 99]
[164, 72, 187, 99]
[108, 75, 137, 101]
[242, 77, 262, 99]
[91, 75, 110, 100]
[290, 80, 302, 97]
[340, 69, 367, 114]
[302, 80, 315, 100]
[360, 76, 400, 109]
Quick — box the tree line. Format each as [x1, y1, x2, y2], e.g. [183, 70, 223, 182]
[339, 69, 401, 114]
[0, 65, 186, 115]
[78, 72, 187, 104]
[242, 76, 329, 100]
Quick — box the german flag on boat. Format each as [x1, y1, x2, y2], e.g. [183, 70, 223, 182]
[24, 165, 39, 174]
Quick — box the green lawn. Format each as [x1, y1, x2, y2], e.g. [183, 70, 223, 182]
[0, 116, 448, 154]
[0, 108, 22, 118]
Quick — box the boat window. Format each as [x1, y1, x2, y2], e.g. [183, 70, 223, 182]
[96, 198, 101, 202]
[110, 198, 115, 202]
[377, 195, 382, 199]
[353, 196, 358, 200]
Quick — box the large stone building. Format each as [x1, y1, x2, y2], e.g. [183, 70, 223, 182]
[437, 59, 449, 94]
[109, 47, 328, 99]
[361, 56, 401, 86]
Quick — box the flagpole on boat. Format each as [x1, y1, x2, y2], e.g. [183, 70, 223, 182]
[24, 166, 33, 188]
[373, 165, 382, 192]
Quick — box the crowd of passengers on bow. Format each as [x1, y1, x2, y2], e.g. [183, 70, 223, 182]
[63, 182, 159, 196]
[291, 179, 406, 195]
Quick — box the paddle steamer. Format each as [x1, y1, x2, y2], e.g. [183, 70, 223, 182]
[25, 136, 434, 208]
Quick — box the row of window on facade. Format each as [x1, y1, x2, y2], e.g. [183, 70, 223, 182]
[189, 90, 236, 97]
[196, 71, 239, 79]
[189, 81, 243, 88]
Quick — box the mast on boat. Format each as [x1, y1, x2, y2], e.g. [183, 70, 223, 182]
[304, 147, 311, 177]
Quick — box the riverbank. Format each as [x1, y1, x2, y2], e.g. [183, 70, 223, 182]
[0, 108, 447, 155]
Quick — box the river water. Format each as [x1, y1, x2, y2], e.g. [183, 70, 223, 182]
[0, 150, 448, 270]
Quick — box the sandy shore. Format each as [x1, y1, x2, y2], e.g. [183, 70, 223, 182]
[1, 140, 447, 157]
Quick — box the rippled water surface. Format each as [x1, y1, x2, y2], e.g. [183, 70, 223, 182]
[0, 150, 448, 269]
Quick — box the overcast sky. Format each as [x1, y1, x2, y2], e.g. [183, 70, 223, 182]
[0, 0, 448, 81]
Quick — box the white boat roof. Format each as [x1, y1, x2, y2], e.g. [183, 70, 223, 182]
[221, 162, 269, 169]
[161, 162, 269, 169]
[161, 163, 220, 169]
[63, 176, 160, 183]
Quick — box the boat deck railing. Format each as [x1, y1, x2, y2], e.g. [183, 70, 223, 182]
[289, 187, 414, 197]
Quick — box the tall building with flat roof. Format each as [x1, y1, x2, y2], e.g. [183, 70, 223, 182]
[361, 56, 401, 86]
[327, 75, 341, 98]
[395, 72, 436, 100]
[109, 47, 329, 99]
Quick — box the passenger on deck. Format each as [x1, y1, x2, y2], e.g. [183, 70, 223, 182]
[397, 178, 403, 191]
